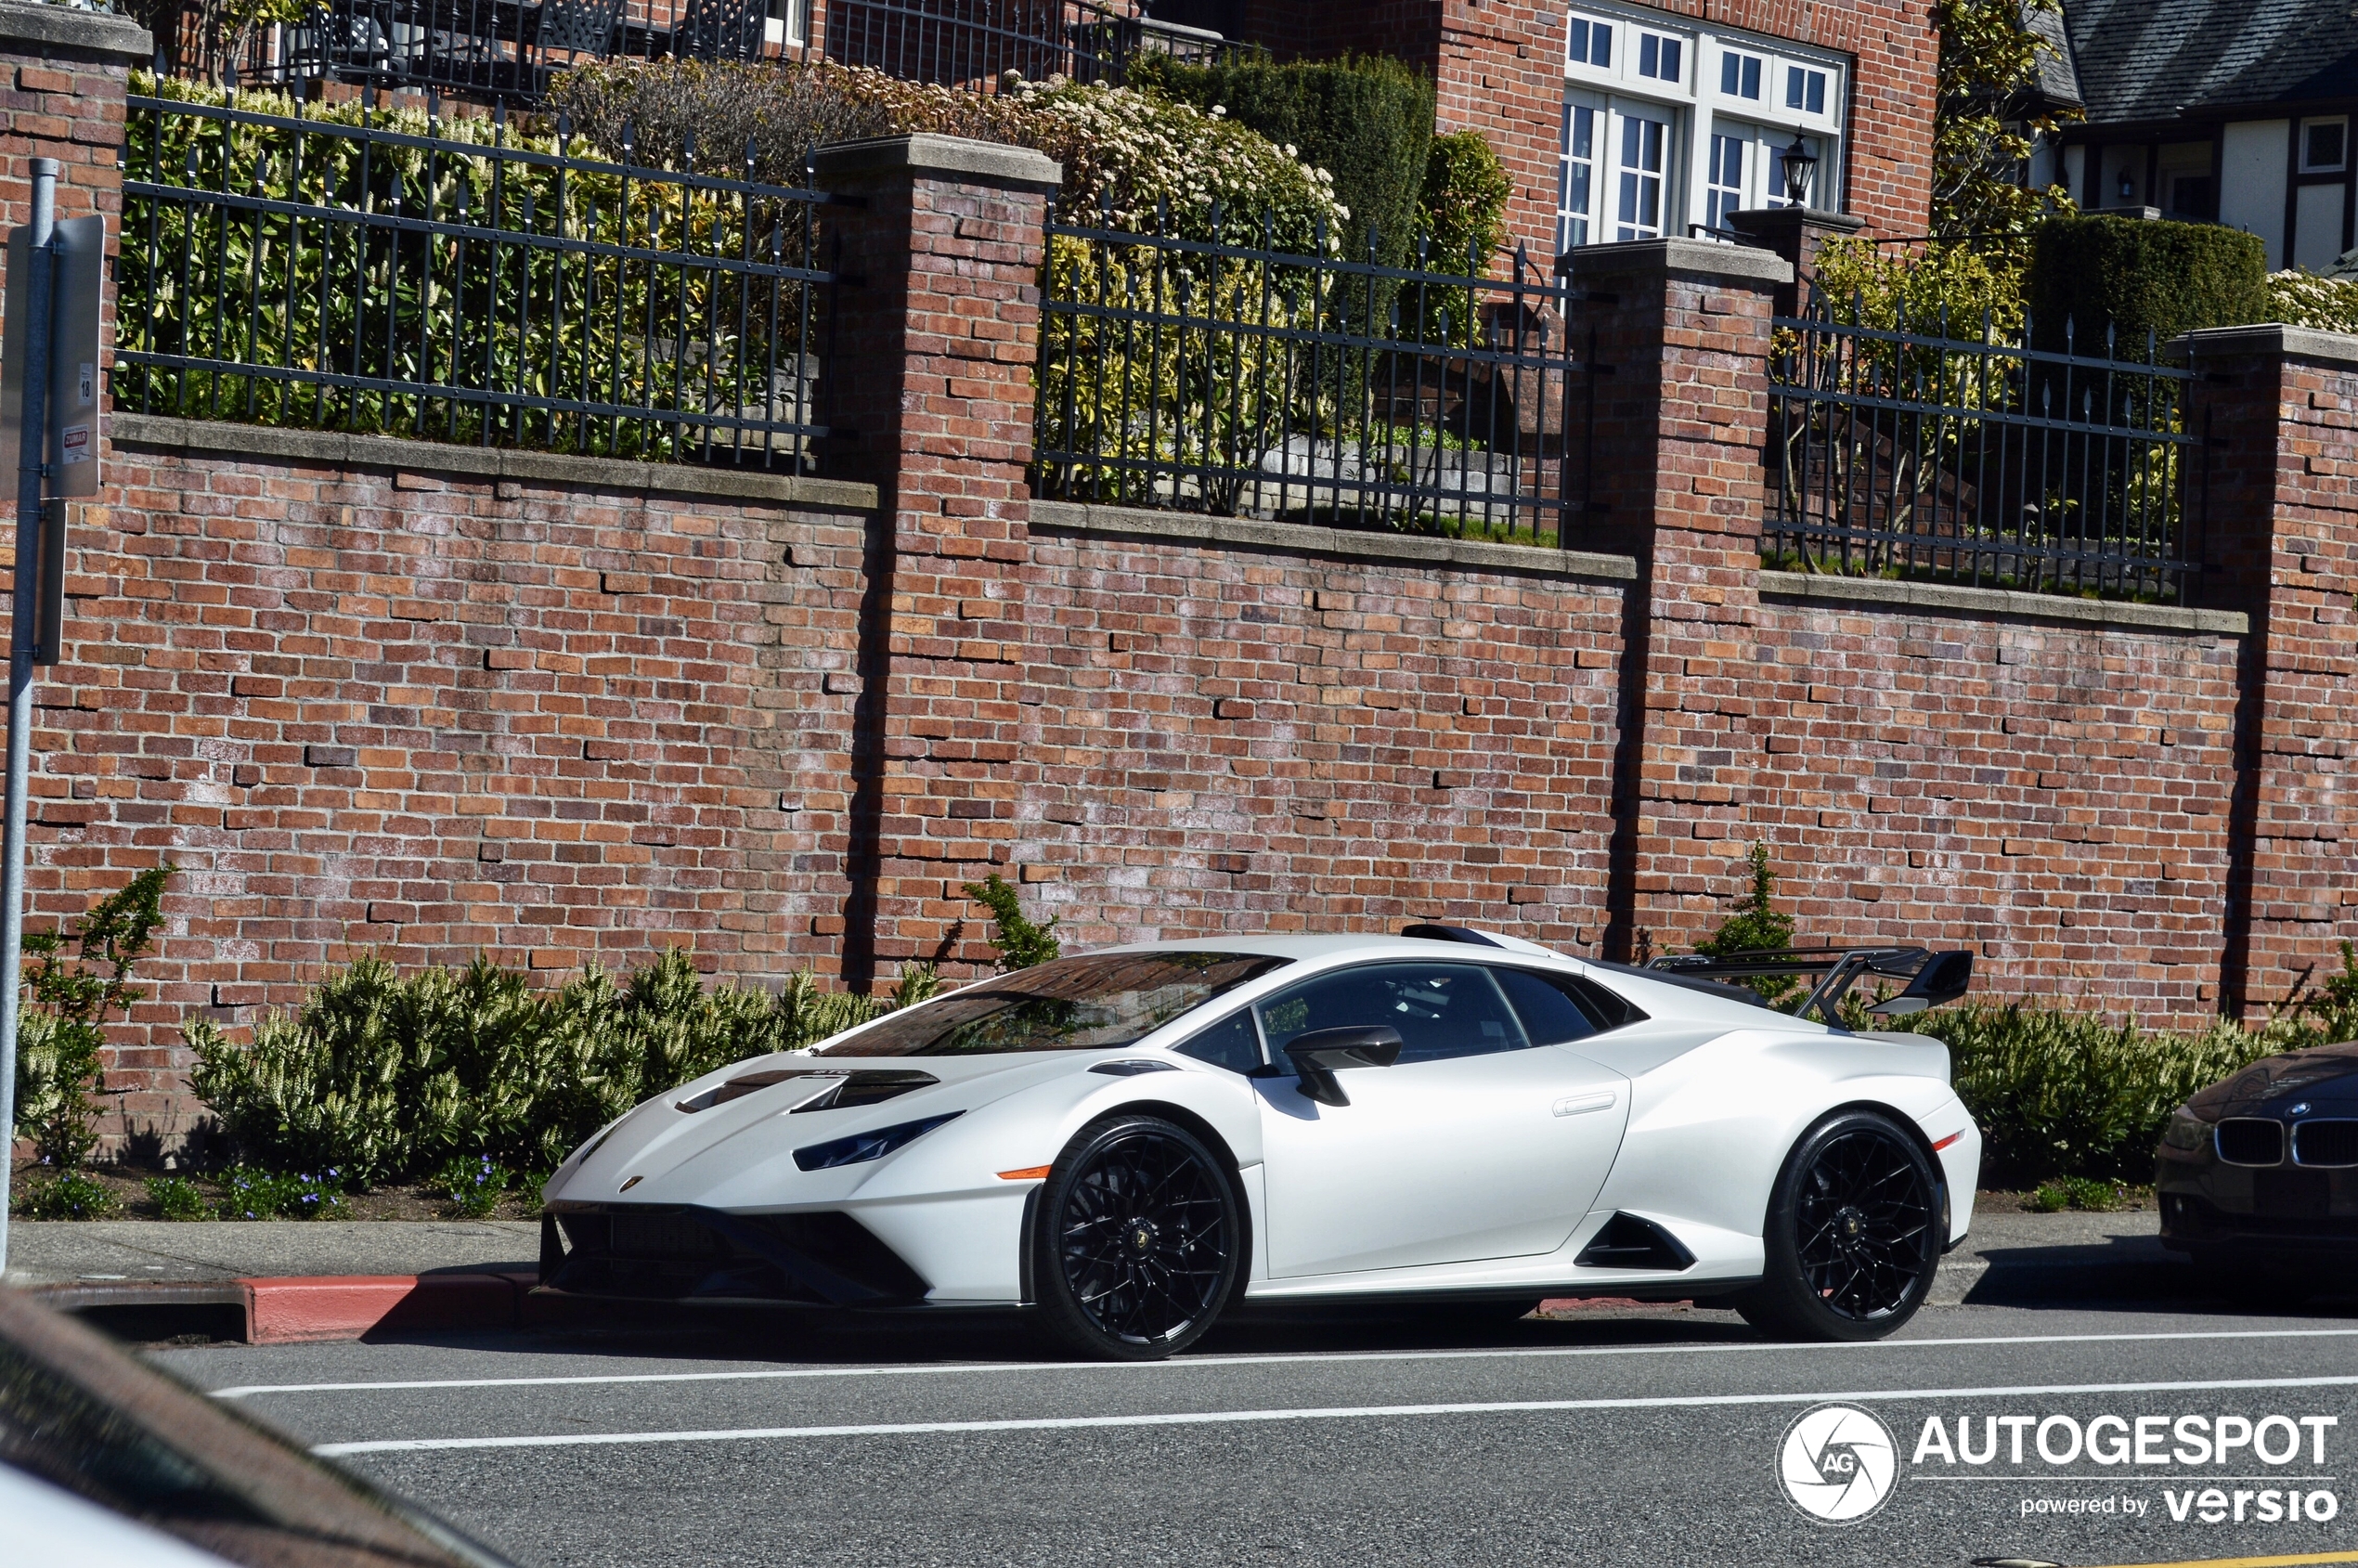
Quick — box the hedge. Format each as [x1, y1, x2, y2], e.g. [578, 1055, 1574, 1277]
[2027, 214, 2269, 356]
[1128, 51, 1434, 271]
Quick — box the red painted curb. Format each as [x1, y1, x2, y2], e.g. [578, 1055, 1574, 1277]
[244, 1273, 524, 1343]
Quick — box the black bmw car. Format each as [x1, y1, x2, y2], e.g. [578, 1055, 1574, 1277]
[2157, 1041, 2358, 1294]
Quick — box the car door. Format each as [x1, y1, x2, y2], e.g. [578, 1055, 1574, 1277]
[1250, 961, 1631, 1277]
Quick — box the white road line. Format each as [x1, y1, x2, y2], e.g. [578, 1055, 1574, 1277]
[313, 1372, 2358, 1456]
[212, 1326, 2358, 1400]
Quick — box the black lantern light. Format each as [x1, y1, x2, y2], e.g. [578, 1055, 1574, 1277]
[1779, 135, 1819, 207]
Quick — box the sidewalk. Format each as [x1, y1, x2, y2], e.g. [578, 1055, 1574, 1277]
[6, 1219, 543, 1343]
[4, 1207, 2189, 1343]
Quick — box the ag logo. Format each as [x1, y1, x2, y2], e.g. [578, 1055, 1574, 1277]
[1777, 1403, 1898, 1524]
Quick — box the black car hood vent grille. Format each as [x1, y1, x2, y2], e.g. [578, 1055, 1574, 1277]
[1575, 1212, 1697, 1272]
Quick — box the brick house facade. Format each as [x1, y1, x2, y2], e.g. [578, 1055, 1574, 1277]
[1144, 0, 1938, 257]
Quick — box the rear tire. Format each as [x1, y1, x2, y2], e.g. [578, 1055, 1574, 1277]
[1737, 1109, 1943, 1342]
[1033, 1115, 1241, 1361]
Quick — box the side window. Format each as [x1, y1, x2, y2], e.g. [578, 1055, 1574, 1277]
[1255, 964, 1531, 1066]
[1173, 1010, 1263, 1075]
[1494, 969, 1601, 1045]
[1491, 969, 1648, 1040]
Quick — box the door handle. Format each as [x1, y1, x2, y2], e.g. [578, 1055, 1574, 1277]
[1553, 1091, 1616, 1117]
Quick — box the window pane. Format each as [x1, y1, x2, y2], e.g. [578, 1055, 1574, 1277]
[1560, 100, 1596, 250]
[1721, 53, 1738, 95]
[1256, 964, 1531, 1065]
[1494, 969, 1600, 1046]
[1785, 67, 1803, 110]
[1569, 19, 1587, 66]
[818, 952, 1291, 1056]
[1662, 39, 1681, 81]
[1173, 1010, 1263, 1074]
[1743, 56, 1760, 97]
[2309, 122, 2346, 169]
[1592, 21, 1611, 66]
[1639, 34, 1657, 77]
[1807, 71, 1826, 114]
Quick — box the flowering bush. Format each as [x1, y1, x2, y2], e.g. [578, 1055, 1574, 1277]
[547, 60, 1344, 253]
[2263, 268, 2358, 333]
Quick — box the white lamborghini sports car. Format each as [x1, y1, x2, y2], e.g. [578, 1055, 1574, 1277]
[538, 927, 1984, 1360]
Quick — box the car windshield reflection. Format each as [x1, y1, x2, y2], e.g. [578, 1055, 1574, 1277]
[815, 952, 1291, 1057]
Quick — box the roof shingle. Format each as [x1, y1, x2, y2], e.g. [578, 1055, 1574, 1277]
[2064, 0, 2358, 123]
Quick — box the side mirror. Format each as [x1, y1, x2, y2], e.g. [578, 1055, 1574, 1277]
[1868, 950, 1974, 1017]
[1283, 1026, 1404, 1107]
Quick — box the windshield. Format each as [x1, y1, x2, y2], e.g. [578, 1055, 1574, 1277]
[815, 952, 1292, 1057]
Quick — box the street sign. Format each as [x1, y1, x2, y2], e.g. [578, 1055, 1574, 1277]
[0, 214, 98, 666]
[0, 214, 101, 502]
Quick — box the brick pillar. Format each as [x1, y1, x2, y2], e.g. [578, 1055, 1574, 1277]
[1723, 207, 1868, 317]
[0, 3, 149, 342]
[811, 134, 1059, 988]
[2182, 325, 2358, 1015]
[1558, 239, 1791, 962]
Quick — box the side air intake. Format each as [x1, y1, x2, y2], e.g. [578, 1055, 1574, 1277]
[1575, 1212, 1696, 1272]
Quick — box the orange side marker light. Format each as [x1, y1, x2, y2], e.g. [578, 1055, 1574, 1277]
[997, 1165, 1053, 1181]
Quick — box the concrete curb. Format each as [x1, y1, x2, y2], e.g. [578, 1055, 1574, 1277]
[30, 1271, 546, 1343]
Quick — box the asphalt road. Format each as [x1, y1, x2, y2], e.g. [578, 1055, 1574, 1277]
[151, 1293, 2358, 1568]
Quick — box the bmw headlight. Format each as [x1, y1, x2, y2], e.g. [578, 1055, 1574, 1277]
[794, 1112, 963, 1172]
[2161, 1106, 2209, 1151]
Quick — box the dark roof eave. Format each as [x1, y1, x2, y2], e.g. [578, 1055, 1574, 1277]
[2060, 95, 2358, 139]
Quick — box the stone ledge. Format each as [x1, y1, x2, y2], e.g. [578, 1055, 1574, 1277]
[1760, 569, 2248, 636]
[0, 1, 151, 58]
[2173, 322, 2358, 369]
[107, 415, 879, 513]
[1028, 499, 1639, 582]
[812, 134, 1062, 191]
[1560, 236, 1794, 285]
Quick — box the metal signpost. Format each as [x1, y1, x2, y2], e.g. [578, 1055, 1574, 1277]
[0, 160, 99, 1273]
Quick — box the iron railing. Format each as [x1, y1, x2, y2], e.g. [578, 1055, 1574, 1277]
[1766, 293, 2204, 603]
[823, 0, 1222, 92]
[1034, 205, 1593, 547]
[116, 91, 839, 469]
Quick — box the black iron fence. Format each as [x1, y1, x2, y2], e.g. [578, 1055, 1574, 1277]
[1033, 206, 1593, 547]
[1766, 294, 2205, 603]
[823, 0, 1222, 92]
[116, 90, 839, 469]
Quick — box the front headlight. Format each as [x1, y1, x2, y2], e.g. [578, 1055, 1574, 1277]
[2161, 1106, 2209, 1151]
[794, 1112, 964, 1172]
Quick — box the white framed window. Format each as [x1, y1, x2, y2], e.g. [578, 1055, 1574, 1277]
[1705, 132, 1747, 231]
[1567, 16, 1613, 69]
[1559, 98, 1600, 252]
[2302, 118, 2348, 173]
[1718, 48, 1763, 100]
[1615, 111, 1670, 239]
[766, 0, 805, 47]
[1636, 32, 1683, 84]
[1784, 64, 1829, 117]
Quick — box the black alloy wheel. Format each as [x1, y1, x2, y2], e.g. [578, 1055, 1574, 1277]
[1033, 1115, 1241, 1361]
[1738, 1108, 1942, 1341]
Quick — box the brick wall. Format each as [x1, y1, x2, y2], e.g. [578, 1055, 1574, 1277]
[1282, 0, 1938, 259]
[49, 423, 876, 1145]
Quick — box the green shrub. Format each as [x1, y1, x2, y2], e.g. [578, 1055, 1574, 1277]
[962, 873, 1061, 971]
[2028, 1175, 2125, 1212]
[10, 865, 173, 1169]
[1129, 51, 1433, 269]
[2028, 215, 2268, 356]
[186, 949, 937, 1186]
[1915, 1003, 2284, 1185]
[1692, 846, 1797, 1004]
[145, 1175, 210, 1221]
[15, 1170, 121, 1220]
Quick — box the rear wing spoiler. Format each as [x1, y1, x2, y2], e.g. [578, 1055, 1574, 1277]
[1644, 946, 1974, 1026]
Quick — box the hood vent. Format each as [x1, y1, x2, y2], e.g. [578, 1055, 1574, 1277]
[1575, 1212, 1696, 1272]
[676, 1068, 939, 1115]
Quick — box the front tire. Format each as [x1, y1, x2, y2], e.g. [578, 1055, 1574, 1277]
[1033, 1115, 1241, 1361]
[1738, 1109, 1942, 1341]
